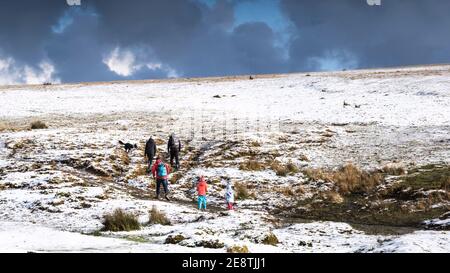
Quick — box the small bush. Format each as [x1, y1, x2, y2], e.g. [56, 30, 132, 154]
[262, 233, 279, 246]
[303, 168, 331, 181]
[271, 161, 299, 177]
[320, 191, 344, 204]
[278, 135, 289, 143]
[250, 141, 261, 147]
[239, 160, 263, 171]
[9, 139, 34, 153]
[288, 146, 297, 151]
[271, 161, 286, 176]
[148, 206, 171, 225]
[0, 122, 7, 132]
[286, 161, 299, 173]
[299, 154, 310, 162]
[118, 150, 130, 165]
[80, 202, 92, 208]
[304, 164, 383, 195]
[275, 167, 289, 177]
[383, 165, 406, 176]
[0, 122, 19, 132]
[30, 121, 48, 130]
[195, 240, 225, 249]
[333, 164, 383, 195]
[170, 172, 183, 184]
[101, 209, 141, 232]
[227, 245, 249, 253]
[128, 164, 147, 179]
[294, 186, 305, 195]
[279, 187, 295, 197]
[235, 182, 251, 200]
[85, 163, 110, 177]
[165, 234, 186, 244]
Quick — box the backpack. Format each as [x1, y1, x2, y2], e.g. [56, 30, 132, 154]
[170, 135, 180, 150]
[157, 162, 167, 177]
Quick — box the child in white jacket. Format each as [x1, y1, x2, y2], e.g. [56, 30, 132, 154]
[225, 181, 234, 210]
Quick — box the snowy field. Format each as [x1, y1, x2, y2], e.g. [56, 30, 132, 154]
[0, 65, 449, 253]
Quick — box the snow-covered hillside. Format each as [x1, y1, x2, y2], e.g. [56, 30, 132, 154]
[0, 65, 449, 252]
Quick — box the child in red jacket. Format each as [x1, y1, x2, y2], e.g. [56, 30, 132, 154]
[197, 176, 207, 210]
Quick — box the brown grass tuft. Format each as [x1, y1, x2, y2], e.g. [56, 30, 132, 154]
[250, 141, 261, 147]
[128, 164, 147, 179]
[148, 206, 171, 225]
[30, 120, 48, 130]
[333, 164, 383, 195]
[294, 186, 305, 195]
[271, 161, 299, 177]
[170, 172, 183, 184]
[227, 245, 250, 253]
[101, 209, 141, 232]
[0, 122, 21, 132]
[286, 161, 299, 173]
[304, 164, 383, 195]
[299, 154, 310, 162]
[303, 168, 331, 181]
[155, 138, 165, 145]
[320, 191, 344, 204]
[279, 187, 295, 197]
[239, 160, 263, 171]
[117, 150, 130, 165]
[321, 132, 334, 138]
[262, 233, 279, 246]
[165, 234, 186, 244]
[235, 182, 252, 200]
[383, 165, 406, 176]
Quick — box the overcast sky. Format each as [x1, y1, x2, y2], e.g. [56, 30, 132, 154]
[0, 0, 449, 84]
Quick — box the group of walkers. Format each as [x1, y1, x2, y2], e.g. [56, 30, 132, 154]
[143, 134, 235, 211]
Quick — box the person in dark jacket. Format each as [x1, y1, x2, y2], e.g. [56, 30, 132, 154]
[168, 133, 181, 170]
[144, 137, 157, 172]
[151, 157, 171, 201]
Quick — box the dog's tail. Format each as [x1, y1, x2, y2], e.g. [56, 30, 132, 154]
[119, 140, 125, 145]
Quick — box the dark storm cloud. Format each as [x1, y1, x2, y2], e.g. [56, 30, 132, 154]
[1, 0, 450, 84]
[85, 0, 286, 77]
[0, 0, 286, 82]
[280, 0, 450, 71]
[44, 10, 118, 82]
[0, 1, 67, 64]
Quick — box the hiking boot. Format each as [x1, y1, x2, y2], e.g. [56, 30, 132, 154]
[165, 194, 171, 201]
[155, 195, 160, 200]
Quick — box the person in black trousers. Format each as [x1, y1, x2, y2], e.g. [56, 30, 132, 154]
[167, 134, 181, 170]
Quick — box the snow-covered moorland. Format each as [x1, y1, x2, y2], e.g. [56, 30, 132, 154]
[0, 65, 449, 253]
